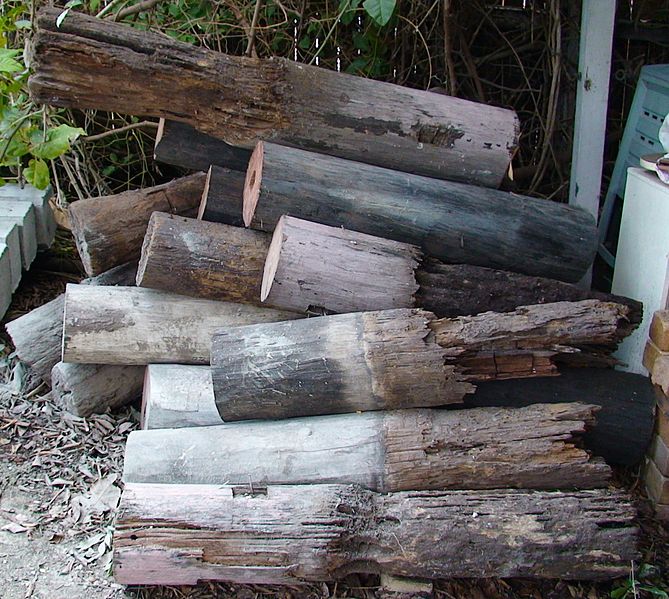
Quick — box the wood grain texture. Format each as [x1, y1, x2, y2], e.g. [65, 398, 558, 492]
[123, 403, 610, 490]
[114, 483, 637, 585]
[69, 173, 206, 276]
[30, 8, 519, 187]
[262, 216, 420, 314]
[5, 262, 137, 382]
[212, 309, 472, 420]
[154, 119, 251, 172]
[62, 285, 300, 365]
[243, 142, 596, 282]
[196, 166, 245, 225]
[137, 212, 269, 304]
[142, 365, 220, 430]
[51, 362, 145, 417]
[469, 368, 655, 466]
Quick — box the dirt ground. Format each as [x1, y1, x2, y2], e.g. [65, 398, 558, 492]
[1, 245, 668, 599]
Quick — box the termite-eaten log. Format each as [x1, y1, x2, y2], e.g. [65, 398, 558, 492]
[141, 365, 218, 430]
[261, 216, 642, 319]
[242, 142, 596, 282]
[211, 302, 631, 420]
[123, 403, 610, 490]
[62, 285, 299, 365]
[154, 119, 251, 173]
[136, 212, 268, 304]
[30, 8, 519, 187]
[114, 483, 637, 585]
[470, 368, 656, 467]
[5, 262, 137, 382]
[69, 173, 205, 277]
[51, 362, 144, 417]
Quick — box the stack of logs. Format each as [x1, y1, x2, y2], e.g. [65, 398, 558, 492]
[6, 7, 652, 586]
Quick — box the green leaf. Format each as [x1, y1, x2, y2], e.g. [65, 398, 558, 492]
[30, 124, 86, 160]
[0, 49, 22, 73]
[298, 35, 311, 50]
[640, 587, 669, 599]
[362, 0, 396, 26]
[339, 0, 361, 25]
[610, 587, 629, 599]
[345, 57, 369, 75]
[13, 20, 31, 30]
[24, 158, 50, 190]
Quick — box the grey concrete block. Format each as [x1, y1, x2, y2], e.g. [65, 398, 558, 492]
[0, 221, 22, 291]
[0, 243, 13, 319]
[0, 184, 56, 248]
[0, 201, 38, 270]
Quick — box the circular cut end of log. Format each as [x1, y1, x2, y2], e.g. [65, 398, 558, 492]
[197, 166, 213, 220]
[243, 142, 263, 227]
[260, 216, 285, 302]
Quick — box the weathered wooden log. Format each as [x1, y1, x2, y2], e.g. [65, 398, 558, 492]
[154, 119, 252, 173]
[141, 365, 218, 429]
[213, 309, 472, 420]
[5, 262, 137, 382]
[62, 285, 299, 365]
[137, 212, 268, 304]
[196, 165, 245, 225]
[242, 142, 596, 282]
[261, 216, 642, 319]
[114, 483, 637, 585]
[69, 173, 206, 276]
[123, 404, 610, 490]
[469, 368, 656, 466]
[51, 362, 144, 417]
[211, 301, 631, 420]
[30, 8, 518, 187]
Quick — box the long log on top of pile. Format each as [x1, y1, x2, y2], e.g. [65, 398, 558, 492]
[211, 302, 630, 420]
[154, 119, 251, 173]
[62, 285, 299, 365]
[123, 404, 610, 490]
[140, 364, 654, 468]
[30, 8, 518, 188]
[5, 262, 137, 383]
[69, 173, 205, 277]
[239, 143, 596, 282]
[114, 483, 637, 585]
[52, 363, 145, 418]
[137, 213, 642, 322]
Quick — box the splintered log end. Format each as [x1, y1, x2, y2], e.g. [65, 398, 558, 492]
[140, 366, 151, 430]
[260, 214, 284, 303]
[135, 212, 160, 288]
[197, 165, 213, 220]
[154, 118, 166, 160]
[243, 141, 264, 227]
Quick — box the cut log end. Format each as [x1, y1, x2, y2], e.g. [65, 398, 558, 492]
[197, 166, 213, 220]
[243, 141, 263, 227]
[135, 213, 159, 287]
[260, 215, 284, 302]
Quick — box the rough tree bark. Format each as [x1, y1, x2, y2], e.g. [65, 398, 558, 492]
[69, 173, 206, 276]
[30, 8, 519, 187]
[122, 404, 610, 490]
[114, 483, 637, 585]
[62, 285, 300, 365]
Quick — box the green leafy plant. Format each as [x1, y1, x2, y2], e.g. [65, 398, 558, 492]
[0, 1, 86, 189]
[611, 563, 669, 599]
[362, 0, 396, 26]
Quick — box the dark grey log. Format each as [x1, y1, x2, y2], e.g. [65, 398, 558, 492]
[467, 368, 655, 466]
[154, 119, 251, 173]
[243, 142, 597, 282]
[114, 484, 638, 585]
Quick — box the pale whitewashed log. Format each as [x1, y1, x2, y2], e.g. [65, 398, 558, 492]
[5, 262, 137, 382]
[262, 216, 420, 313]
[0, 221, 22, 291]
[0, 202, 37, 269]
[212, 309, 472, 420]
[62, 285, 300, 365]
[0, 183, 56, 247]
[114, 484, 637, 585]
[123, 404, 610, 490]
[51, 362, 145, 417]
[142, 365, 220, 429]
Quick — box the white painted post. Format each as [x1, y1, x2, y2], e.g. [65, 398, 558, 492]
[568, 0, 616, 287]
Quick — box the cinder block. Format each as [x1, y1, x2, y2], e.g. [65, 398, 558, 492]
[0, 184, 55, 248]
[650, 434, 669, 476]
[0, 201, 37, 269]
[0, 221, 22, 291]
[650, 310, 669, 352]
[0, 243, 12, 318]
[645, 457, 669, 504]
